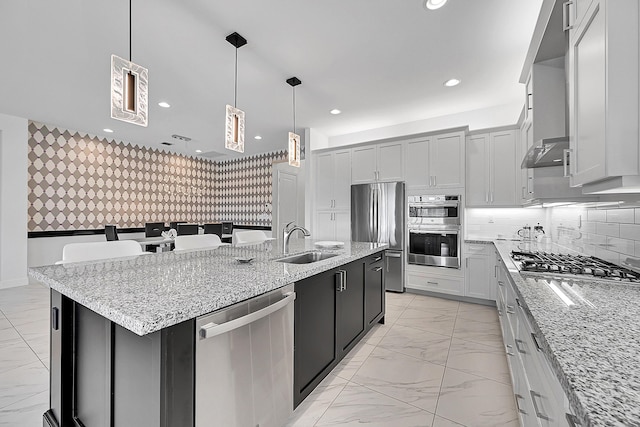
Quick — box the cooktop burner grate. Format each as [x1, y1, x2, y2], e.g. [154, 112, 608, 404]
[510, 251, 640, 282]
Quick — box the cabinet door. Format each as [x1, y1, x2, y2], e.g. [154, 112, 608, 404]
[464, 255, 492, 300]
[490, 131, 518, 206]
[315, 152, 334, 210]
[430, 133, 464, 188]
[405, 139, 430, 188]
[334, 211, 351, 242]
[336, 261, 365, 356]
[351, 146, 377, 184]
[294, 269, 338, 406]
[315, 212, 336, 241]
[522, 121, 534, 202]
[377, 142, 404, 182]
[569, 1, 606, 186]
[333, 150, 352, 210]
[524, 72, 533, 123]
[465, 134, 489, 206]
[364, 254, 385, 326]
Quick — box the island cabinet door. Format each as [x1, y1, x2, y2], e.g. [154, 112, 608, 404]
[294, 268, 339, 407]
[336, 259, 365, 357]
[364, 252, 385, 326]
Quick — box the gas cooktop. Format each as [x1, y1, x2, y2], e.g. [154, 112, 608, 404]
[510, 250, 640, 283]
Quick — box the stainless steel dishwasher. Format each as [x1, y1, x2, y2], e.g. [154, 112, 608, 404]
[195, 284, 295, 427]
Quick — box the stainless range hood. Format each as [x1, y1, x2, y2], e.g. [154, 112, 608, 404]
[521, 137, 568, 169]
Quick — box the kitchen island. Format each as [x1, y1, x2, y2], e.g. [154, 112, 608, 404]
[483, 239, 640, 427]
[29, 239, 388, 427]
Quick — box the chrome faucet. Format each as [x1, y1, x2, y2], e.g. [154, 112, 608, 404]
[283, 221, 311, 254]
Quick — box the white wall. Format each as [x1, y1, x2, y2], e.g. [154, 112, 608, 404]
[327, 104, 520, 148]
[0, 113, 29, 288]
[464, 207, 548, 240]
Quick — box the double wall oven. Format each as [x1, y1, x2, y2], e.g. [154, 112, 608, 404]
[408, 195, 461, 268]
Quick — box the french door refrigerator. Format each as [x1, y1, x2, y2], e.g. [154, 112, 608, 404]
[351, 182, 406, 292]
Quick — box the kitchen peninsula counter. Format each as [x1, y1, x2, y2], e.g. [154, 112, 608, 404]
[487, 239, 640, 427]
[29, 239, 387, 336]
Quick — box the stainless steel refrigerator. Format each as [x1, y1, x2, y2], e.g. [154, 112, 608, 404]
[351, 182, 405, 292]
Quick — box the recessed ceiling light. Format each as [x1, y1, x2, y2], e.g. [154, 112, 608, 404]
[195, 149, 203, 153]
[254, 135, 262, 140]
[103, 128, 114, 133]
[425, 0, 447, 10]
[444, 78, 461, 87]
[158, 101, 171, 108]
[161, 142, 173, 146]
[330, 109, 341, 115]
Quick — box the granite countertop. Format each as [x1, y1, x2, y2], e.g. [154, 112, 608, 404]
[491, 240, 640, 427]
[29, 240, 387, 336]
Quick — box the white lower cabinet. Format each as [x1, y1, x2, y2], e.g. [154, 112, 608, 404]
[463, 243, 494, 300]
[315, 211, 350, 241]
[495, 255, 580, 427]
[406, 265, 463, 296]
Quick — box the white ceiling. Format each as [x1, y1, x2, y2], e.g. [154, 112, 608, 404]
[0, 0, 542, 160]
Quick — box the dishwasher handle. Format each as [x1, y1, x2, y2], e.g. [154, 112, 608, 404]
[199, 291, 296, 340]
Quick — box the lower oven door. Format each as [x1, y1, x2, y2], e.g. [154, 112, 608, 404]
[408, 228, 460, 268]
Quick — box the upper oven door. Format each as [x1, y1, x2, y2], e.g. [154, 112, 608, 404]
[408, 203, 460, 226]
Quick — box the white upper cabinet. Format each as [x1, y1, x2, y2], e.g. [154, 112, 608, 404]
[430, 132, 464, 189]
[466, 130, 519, 207]
[315, 149, 352, 210]
[405, 131, 465, 190]
[567, 0, 639, 188]
[352, 142, 404, 184]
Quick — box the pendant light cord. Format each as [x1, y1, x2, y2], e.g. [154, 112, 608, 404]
[292, 86, 296, 134]
[129, 0, 132, 61]
[234, 47, 238, 107]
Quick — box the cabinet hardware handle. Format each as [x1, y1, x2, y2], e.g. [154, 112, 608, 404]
[516, 298, 521, 307]
[336, 270, 347, 292]
[563, 1, 574, 31]
[465, 258, 468, 268]
[506, 305, 515, 314]
[527, 93, 533, 110]
[530, 390, 551, 421]
[374, 266, 383, 272]
[433, 175, 437, 186]
[497, 281, 504, 287]
[506, 349, 515, 356]
[528, 175, 534, 194]
[427, 281, 438, 285]
[515, 338, 526, 354]
[490, 192, 493, 203]
[485, 192, 489, 203]
[563, 148, 572, 178]
[199, 292, 296, 339]
[495, 265, 498, 277]
[372, 256, 383, 262]
[566, 413, 581, 427]
[514, 394, 526, 414]
[497, 309, 503, 316]
[522, 186, 526, 199]
[531, 332, 542, 352]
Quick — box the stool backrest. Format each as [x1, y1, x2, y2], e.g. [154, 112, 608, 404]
[60, 241, 143, 263]
[174, 234, 222, 251]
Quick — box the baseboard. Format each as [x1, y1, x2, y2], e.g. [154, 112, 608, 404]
[0, 276, 29, 289]
[405, 287, 496, 307]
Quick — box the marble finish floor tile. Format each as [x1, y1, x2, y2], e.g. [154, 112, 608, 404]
[359, 323, 392, 347]
[446, 338, 511, 384]
[0, 340, 42, 375]
[435, 368, 518, 426]
[395, 308, 457, 336]
[384, 305, 407, 325]
[315, 383, 434, 427]
[386, 292, 416, 309]
[432, 415, 465, 427]
[286, 375, 347, 427]
[332, 341, 376, 381]
[378, 324, 451, 366]
[452, 316, 504, 348]
[352, 347, 445, 413]
[0, 361, 49, 409]
[407, 296, 460, 315]
[456, 304, 499, 324]
[0, 390, 48, 427]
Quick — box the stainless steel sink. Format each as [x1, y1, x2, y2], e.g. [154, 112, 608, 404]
[275, 251, 338, 264]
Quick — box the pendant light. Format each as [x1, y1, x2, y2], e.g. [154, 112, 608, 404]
[225, 32, 247, 153]
[286, 77, 302, 167]
[110, 0, 148, 127]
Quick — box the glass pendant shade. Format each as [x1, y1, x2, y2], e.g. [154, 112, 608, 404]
[111, 54, 148, 126]
[288, 132, 300, 167]
[225, 104, 245, 153]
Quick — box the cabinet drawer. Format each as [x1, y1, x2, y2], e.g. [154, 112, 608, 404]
[406, 272, 463, 295]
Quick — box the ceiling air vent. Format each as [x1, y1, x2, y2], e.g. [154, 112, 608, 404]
[161, 142, 173, 146]
[171, 134, 192, 142]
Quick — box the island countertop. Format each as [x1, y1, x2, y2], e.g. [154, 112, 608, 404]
[490, 240, 640, 427]
[29, 240, 387, 336]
